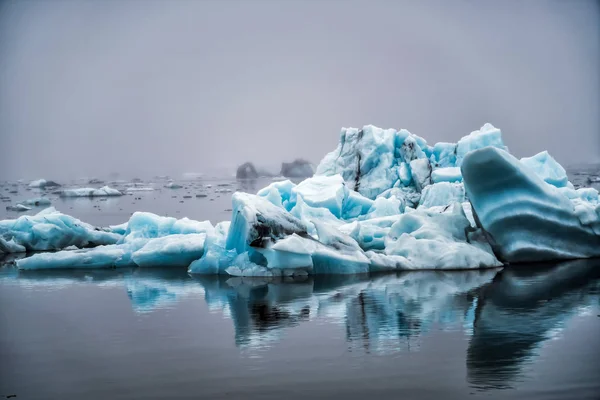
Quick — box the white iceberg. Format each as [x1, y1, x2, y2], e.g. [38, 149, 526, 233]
[60, 186, 122, 197]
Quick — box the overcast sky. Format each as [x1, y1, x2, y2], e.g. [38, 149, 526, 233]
[0, 0, 598, 180]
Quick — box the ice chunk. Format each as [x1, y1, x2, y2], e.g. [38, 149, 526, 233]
[431, 167, 462, 183]
[462, 147, 600, 262]
[0, 207, 121, 252]
[456, 123, 507, 167]
[291, 175, 348, 218]
[29, 179, 47, 188]
[430, 142, 457, 168]
[342, 215, 401, 251]
[225, 252, 273, 277]
[399, 135, 426, 163]
[0, 237, 26, 253]
[259, 230, 369, 275]
[316, 126, 400, 199]
[257, 234, 314, 271]
[256, 179, 296, 210]
[375, 203, 501, 270]
[576, 187, 599, 204]
[418, 182, 465, 209]
[520, 151, 568, 188]
[16, 245, 131, 270]
[124, 212, 213, 242]
[409, 158, 432, 192]
[20, 197, 52, 206]
[28, 179, 60, 189]
[6, 204, 31, 212]
[189, 221, 237, 274]
[226, 192, 308, 253]
[398, 162, 412, 186]
[342, 190, 374, 219]
[131, 233, 207, 268]
[289, 196, 343, 237]
[108, 222, 128, 235]
[15, 212, 214, 269]
[164, 181, 183, 189]
[60, 186, 122, 197]
[363, 196, 403, 219]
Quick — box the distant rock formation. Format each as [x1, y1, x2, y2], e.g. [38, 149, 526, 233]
[280, 159, 314, 178]
[236, 162, 259, 179]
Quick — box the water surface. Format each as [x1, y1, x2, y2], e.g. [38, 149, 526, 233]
[1, 259, 599, 399]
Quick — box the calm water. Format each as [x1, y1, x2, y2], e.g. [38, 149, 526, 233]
[0, 259, 599, 399]
[1, 170, 600, 399]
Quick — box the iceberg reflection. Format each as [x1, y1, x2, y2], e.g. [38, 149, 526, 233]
[2, 255, 599, 389]
[467, 258, 600, 389]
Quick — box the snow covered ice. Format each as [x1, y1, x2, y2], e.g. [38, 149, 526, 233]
[3, 122, 600, 273]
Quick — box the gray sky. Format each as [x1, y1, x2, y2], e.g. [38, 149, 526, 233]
[0, 0, 598, 180]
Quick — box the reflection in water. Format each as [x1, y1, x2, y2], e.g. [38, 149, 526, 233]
[468, 259, 600, 389]
[1, 258, 599, 391]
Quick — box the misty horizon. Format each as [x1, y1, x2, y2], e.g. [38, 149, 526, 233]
[1, 0, 599, 181]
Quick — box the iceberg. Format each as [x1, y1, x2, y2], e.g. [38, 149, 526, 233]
[6, 204, 31, 212]
[0, 207, 121, 253]
[14, 211, 214, 269]
[20, 197, 52, 207]
[60, 186, 122, 197]
[462, 147, 600, 263]
[28, 179, 61, 189]
[164, 181, 183, 189]
[8, 122, 600, 273]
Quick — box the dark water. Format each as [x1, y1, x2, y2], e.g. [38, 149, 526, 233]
[1, 259, 599, 399]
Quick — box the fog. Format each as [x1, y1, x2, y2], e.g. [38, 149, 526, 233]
[0, 0, 598, 180]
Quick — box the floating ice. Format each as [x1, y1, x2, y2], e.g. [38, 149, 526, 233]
[462, 147, 600, 263]
[13, 211, 214, 269]
[60, 186, 122, 197]
[6, 204, 31, 212]
[164, 181, 183, 189]
[20, 197, 52, 207]
[9, 122, 600, 273]
[28, 179, 60, 189]
[0, 207, 120, 253]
